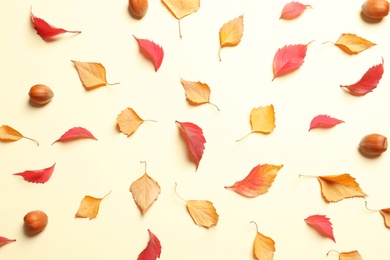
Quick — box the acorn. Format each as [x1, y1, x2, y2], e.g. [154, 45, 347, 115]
[129, 0, 148, 19]
[359, 133, 388, 157]
[23, 210, 48, 235]
[28, 84, 54, 105]
[361, 0, 389, 19]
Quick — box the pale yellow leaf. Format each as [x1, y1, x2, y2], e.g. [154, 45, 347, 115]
[130, 173, 161, 214]
[71, 60, 119, 89]
[334, 33, 376, 54]
[219, 15, 244, 60]
[250, 105, 276, 134]
[75, 192, 110, 219]
[116, 108, 145, 136]
[180, 79, 219, 110]
[317, 174, 367, 202]
[186, 200, 219, 228]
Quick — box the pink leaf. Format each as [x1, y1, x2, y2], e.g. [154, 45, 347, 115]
[340, 58, 384, 96]
[134, 36, 164, 72]
[30, 7, 81, 40]
[138, 229, 162, 260]
[304, 214, 335, 242]
[272, 44, 308, 80]
[13, 163, 56, 184]
[0, 236, 16, 247]
[176, 121, 206, 171]
[309, 114, 344, 131]
[280, 2, 312, 19]
[52, 127, 97, 144]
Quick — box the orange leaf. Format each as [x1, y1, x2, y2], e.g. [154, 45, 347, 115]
[161, 0, 200, 38]
[0, 125, 39, 145]
[365, 201, 390, 228]
[333, 33, 376, 54]
[71, 60, 119, 89]
[117, 108, 155, 137]
[180, 78, 219, 110]
[75, 191, 111, 219]
[327, 250, 363, 260]
[237, 104, 276, 141]
[218, 15, 244, 61]
[130, 162, 161, 214]
[251, 221, 275, 260]
[225, 164, 283, 198]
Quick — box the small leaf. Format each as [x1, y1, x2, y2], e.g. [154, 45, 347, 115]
[327, 250, 363, 260]
[134, 36, 164, 72]
[176, 121, 206, 170]
[0, 125, 39, 145]
[161, 0, 200, 38]
[305, 214, 335, 242]
[218, 15, 244, 61]
[309, 114, 344, 131]
[52, 127, 97, 144]
[272, 43, 308, 80]
[365, 201, 390, 228]
[138, 229, 162, 260]
[75, 191, 111, 219]
[31, 7, 81, 40]
[225, 164, 283, 198]
[280, 2, 312, 20]
[71, 60, 119, 89]
[251, 221, 275, 260]
[13, 163, 56, 184]
[333, 33, 376, 54]
[117, 108, 155, 137]
[180, 78, 219, 110]
[340, 58, 384, 96]
[0, 236, 16, 247]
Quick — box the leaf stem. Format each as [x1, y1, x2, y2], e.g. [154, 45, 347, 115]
[102, 190, 112, 200]
[326, 250, 340, 256]
[235, 132, 252, 142]
[250, 221, 259, 232]
[140, 161, 147, 173]
[210, 102, 220, 111]
[107, 82, 121, 86]
[144, 119, 157, 123]
[178, 19, 182, 39]
[67, 30, 82, 34]
[218, 48, 222, 61]
[174, 182, 187, 203]
[364, 201, 379, 212]
[298, 174, 318, 178]
[23, 136, 39, 146]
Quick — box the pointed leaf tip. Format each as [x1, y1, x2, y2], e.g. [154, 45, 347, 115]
[305, 214, 335, 242]
[134, 36, 164, 71]
[13, 163, 56, 184]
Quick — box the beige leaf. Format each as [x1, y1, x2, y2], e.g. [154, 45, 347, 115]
[71, 60, 119, 89]
[75, 191, 111, 219]
[117, 108, 155, 136]
[219, 15, 244, 61]
[334, 33, 376, 54]
[0, 125, 39, 145]
[251, 221, 275, 260]
[180, 78, 219, 110]
[186, 200, 219, 228]
[317, 174, 367, 202]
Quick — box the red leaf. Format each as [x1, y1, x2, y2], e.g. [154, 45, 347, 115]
[30, 7, 81, 40]
[134, 36, 164, 72]
[176, 121, 206, 170]
[13, 163, 56, 184]
[309, 114, 344, 131]
[0, 236, 16, 247]
[304, 214, 335, 242]
[138, 229, 162, 260]
[272, 44, 308, 80]
[340, 58, 384, 96]
[280, 2, 311, 19]
[52, 127, 97, 144]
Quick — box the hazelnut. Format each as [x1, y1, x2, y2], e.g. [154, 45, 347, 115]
[23, 210, 48, 235]
[129, 0, 148, 19]
[362, 0, 389, 19]
[28, 84, 54, 105]
[359, 133, 388, 157]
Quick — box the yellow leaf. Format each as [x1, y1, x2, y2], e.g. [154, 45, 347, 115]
[116, 108, 155, 136]
[71, 60, 119, 89]
[0, 125, 39, 145]
[186, 200, 219, 228]
[75, 191, 110, 219]
[334, 33, 376, 54]
[327, 250, 363, 260]
[180, 78, 219, 110]
[218, 15, 244, 61]
[317, 174, 367, 202]
[161, 0, 200, 38]
[251, 221, 275, 260]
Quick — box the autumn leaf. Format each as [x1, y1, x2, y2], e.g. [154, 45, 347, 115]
[161, 0, 200, 38]
[340, 58, 384, 96]
[280, 2, 312, 20]
[225, 164, 283, 198]
[300, 173, 367, 202]
[52, 127, 97, 144]
[176, 121, 206, 170]
[117, 108, 156, 137]
[328, 33, 376, 54]
[134, 36, 164, 72]
[71, 60, 120, 89]
[304, 214, 335, 242]
[0, 125, 39, 145]
[309, 114, 344, 131]
[0, 236, 16, 247]
[250, 222, 275, 260]
[218, 15, 244, 61]
[31, 7, 81, 40]
[175, 183, 219, 228]
[365, 201, 390, 228]
[130, 162, 161, 214]
[272, 43, 308, 80]
[236, 104, 276, 141]
[13, 163, 56, 184]
[327, 250, 363, 260]
[75, 191, 111, 219]
[138, 229, 162, 260]
[180, 78, 219, 110]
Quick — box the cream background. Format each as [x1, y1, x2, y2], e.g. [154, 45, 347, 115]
[1, 0, 390, 259]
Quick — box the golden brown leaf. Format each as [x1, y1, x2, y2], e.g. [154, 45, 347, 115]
[186, 200, 219, 228]
[161, 0, 200, 38]
[180, 78, 219, 110]
[71, 60, 119, 89]
[327, 250, 363, 260]
[317, 174, 367, 202]
[117, 108, 155, 136]
[365, 201, 390, 228]
[334, 33, 376, 54]
[0, 125, 39, 145]
[251, 221, 275, 260]
[75, 191, 111, 219]
[218, 15, 244, 61]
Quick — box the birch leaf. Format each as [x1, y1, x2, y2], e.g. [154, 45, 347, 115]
[71, 60, 119, 89]
[218, 15, 244, 61]
[327, 250, 363, 260]
[365, 201, 390, 228]
[251, 221, 275, 260]
[0, 125, 39, 145]
[334, 33, 376, 54]
[117, 108, 155, 137]
[180, 78, 219, 110]
[75, 191, 111, 219]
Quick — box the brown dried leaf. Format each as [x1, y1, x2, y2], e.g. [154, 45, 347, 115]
[71, 60, 119, 89]
[75, 191, 111, 219]
[180, 78, 219, 110]
[317, 174, 367, 202]
[186, 200, 219, 228]
[334, 33, 376, 54]
[117, 108, 155, 136]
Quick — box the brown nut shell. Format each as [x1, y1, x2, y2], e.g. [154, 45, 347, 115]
[28, 84, 54, 105]
[129, 0, 148, 19]
[362, 0, 389, 19]
[23, 210, 48, 235]
[359, 133, 388, 157]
